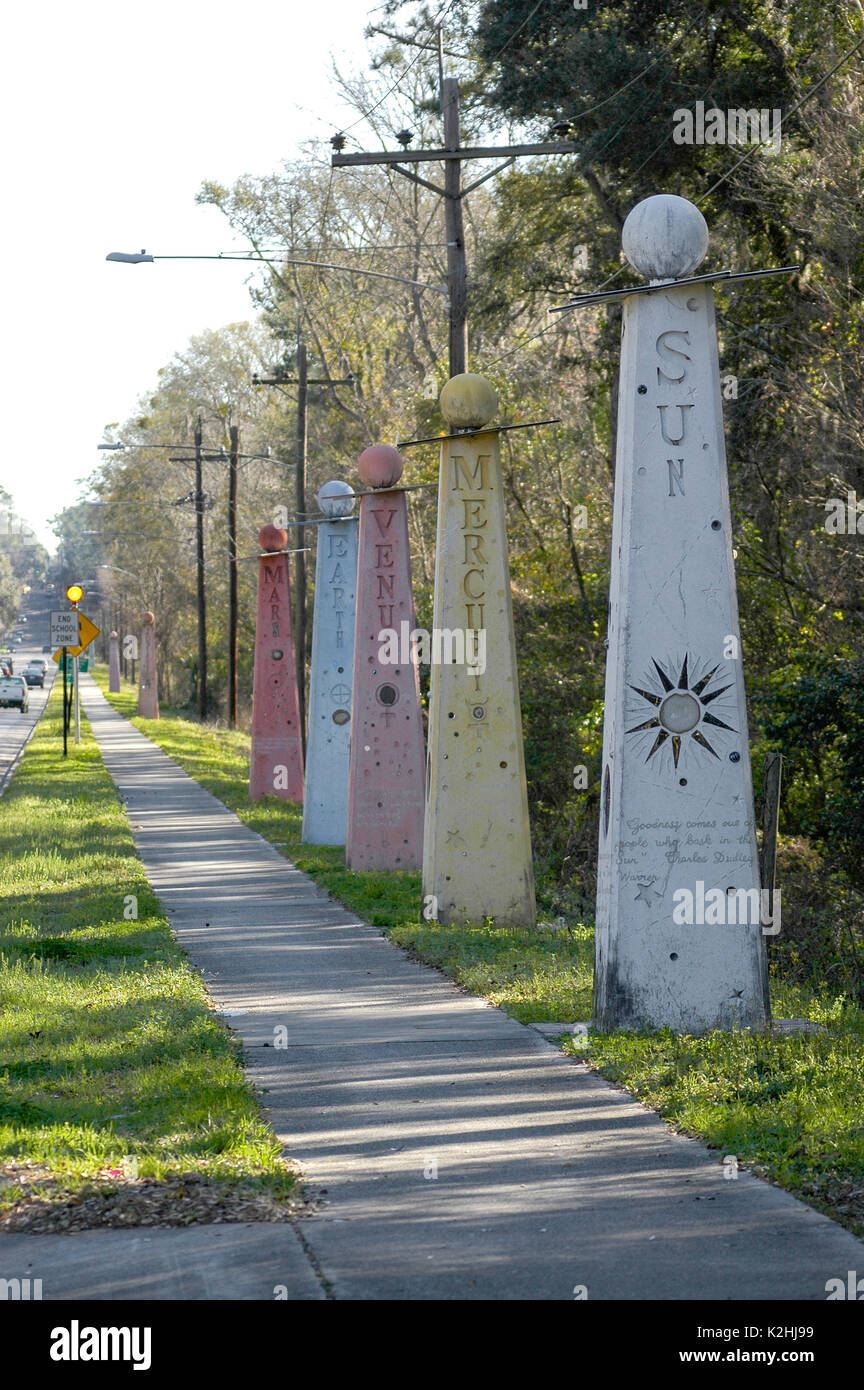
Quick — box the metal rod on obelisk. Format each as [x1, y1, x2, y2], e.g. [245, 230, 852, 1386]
[422, 374, 536, 929]
[302, 481, 358, 845]
[592, 193, 773, 1034]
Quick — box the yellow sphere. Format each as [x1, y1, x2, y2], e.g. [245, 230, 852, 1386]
[439, 373, 498, 429]
[65, 584, 84, 603]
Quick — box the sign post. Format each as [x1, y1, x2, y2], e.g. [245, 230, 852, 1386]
[74, 656, 80, 744]
[62, 648, 68, 757]
[51, 590, 100, 756]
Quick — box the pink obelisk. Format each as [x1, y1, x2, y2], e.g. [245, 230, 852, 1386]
[250, 524, 304, 802]
[108, 631, 121, 693]
[346, 446, 425, 870]
[137, 612, 159, 719]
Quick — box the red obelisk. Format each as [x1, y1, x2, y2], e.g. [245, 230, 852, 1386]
[250, 525, 304, 802]
[345, 446, 425, 870]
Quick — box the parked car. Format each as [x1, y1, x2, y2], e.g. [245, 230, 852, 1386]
[0, 676, 29, 711]
[23, 662, 45, 687]
[42, 644, 51, 653]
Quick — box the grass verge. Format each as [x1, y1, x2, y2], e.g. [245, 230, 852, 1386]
[92, 667, 864, 1238]
[0, 680, 302, 1232]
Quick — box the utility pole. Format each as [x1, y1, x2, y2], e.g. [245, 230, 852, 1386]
[194, 414, 208, 719]
[227, 424, 239, 729]
[295, 339, 308, 749]
[252, 349, 353, 756]
[442, 77, 467, 375]
[331, 82, 577, 378]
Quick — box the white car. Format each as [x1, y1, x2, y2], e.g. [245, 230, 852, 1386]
[0, 676, 29, 711]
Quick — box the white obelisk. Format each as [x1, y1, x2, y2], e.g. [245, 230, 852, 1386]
[302, 481, 358, 844]
[593, 194, 770, 1034]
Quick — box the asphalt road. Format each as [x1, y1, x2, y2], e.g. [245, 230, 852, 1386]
[0, 643, 55, 795]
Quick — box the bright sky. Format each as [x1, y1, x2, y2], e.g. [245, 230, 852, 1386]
[1, 0, 381, 549]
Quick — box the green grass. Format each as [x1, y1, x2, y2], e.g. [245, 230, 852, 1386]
[90, 667, 864, 1237]
[0, 681, 298, 1218]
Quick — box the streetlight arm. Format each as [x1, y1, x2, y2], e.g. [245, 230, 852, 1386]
[106, 250, 447, 295]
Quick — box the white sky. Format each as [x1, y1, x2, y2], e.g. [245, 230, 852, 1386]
[1, 0, 382, 548]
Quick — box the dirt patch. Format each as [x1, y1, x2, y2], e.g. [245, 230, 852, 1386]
[0, 1160, 311, 1234]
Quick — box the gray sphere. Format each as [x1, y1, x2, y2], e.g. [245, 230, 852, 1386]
[317, 479, 356, 518]
[622, 194, 708, 281]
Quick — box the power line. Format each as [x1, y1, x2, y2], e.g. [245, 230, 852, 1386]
[339, 0, 458, 136]
[697, 31, 864, 205]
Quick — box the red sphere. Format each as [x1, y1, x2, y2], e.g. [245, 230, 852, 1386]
[357, 444, 404, 489]
[259, 524, 288, 552]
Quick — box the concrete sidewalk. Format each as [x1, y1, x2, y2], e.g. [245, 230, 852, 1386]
[4, 676, 861, 1301]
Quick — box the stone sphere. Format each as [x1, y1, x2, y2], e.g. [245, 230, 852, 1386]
[439, 373, 498, 428]
[357, 444, 404, 489]
[621, 194, 708, 281]
[142, 611, 155, 626]
[317, 479, 356, 518]
[258, 523, 288, 552]
[110, 630, 118, 640]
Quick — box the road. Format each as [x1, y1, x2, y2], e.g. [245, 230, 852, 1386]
[0, 625, 57, 795]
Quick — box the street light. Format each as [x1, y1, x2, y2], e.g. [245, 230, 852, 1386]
[105, 249, 447, 296]
[97, 563, 154, 682]
[104, 247, 381, 742]
[97, 563, 147, 595]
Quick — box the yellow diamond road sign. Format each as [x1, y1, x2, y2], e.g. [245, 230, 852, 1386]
[53, 611, 100, 663]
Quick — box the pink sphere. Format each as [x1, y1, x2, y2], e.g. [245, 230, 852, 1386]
[259, 524, 288, 552]
[357, 444, 404, 489]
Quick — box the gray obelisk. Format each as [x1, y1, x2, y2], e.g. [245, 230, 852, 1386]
[593, 194, 770, 1034]
[302, 481, 358, 845]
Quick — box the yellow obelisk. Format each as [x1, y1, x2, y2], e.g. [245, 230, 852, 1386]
[422, 374, 536, 928]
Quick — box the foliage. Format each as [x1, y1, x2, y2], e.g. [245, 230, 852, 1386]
[761, 659, 864, 892]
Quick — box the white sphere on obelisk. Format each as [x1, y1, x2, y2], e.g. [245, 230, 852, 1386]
[317, 479, 356, 518]
[622, 194, 709, 281]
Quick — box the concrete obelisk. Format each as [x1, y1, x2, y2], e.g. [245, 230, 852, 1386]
[250, 524, 304, 802]
[137, 612, 159, 719]
[593, 194, 769, 1034]
[422, 375, 536, 928]
[302, 480, 358, 845]
[345, 446, 425, 871]
[108, 630, 121, 693]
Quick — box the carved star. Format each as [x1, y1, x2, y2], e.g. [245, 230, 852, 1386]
[635, 880, 663, 906]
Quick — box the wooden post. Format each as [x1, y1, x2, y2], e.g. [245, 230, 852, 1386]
[442, 77, 467, 378]
[227, 424, 239, 729]
[194, 415, 208, 719]
[295, 339, 308, 754]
